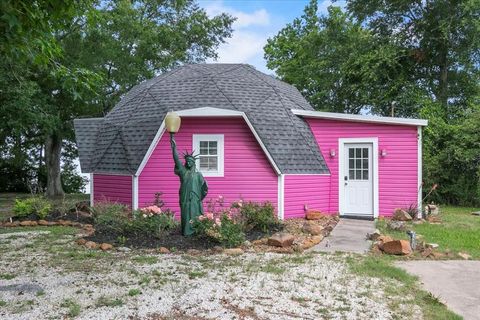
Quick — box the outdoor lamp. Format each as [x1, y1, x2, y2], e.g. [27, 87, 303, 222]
[165, 111, 181, 133]
[381, 149, 387, 157]
[329, 149, 336, 157]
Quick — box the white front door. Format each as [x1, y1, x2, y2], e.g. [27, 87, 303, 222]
[342, 143, 373, 217]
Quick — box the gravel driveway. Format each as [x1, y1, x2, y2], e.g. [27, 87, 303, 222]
[0, 229, 422, 319]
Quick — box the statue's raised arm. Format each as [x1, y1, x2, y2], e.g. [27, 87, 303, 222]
[170, 133, 185, 176]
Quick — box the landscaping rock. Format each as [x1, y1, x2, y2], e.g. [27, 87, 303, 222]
[224, 248, 244, 256]
[302, 222, 323, 235]
[252, 238, 267, 246]
[99, 243, 113, 251]
[20, 220, 37, 227]
[186, 249, 201, 256]
[425, 204, 439, 215]
[426, 243, 439, 249]
[159, 247, 170, 254]
[84, 241, 98, 249]
[366, 229, 381, 241]
[393, 208, 412, 221]
[47, 221, 58, 226]
[421, 247, 433, 258]
[117, 247, 131, 253]
[38, 220, 49, 226]
[387, 220, 407, 231]
[76, 238, 87, 245]
[413, 219, 425, 225]
[382, 240, 412, 255]
[471, 211, 480, 216]
[427, 215, 442, 223]
[267, 233, 295, 247]
[58, 220, 73, 226]
[301, 235, 323, 250]
[376, 235, 394, 250]
[212, 246, 224, 253]
[458, 252, 472, 260]
[305, 210, 324, 220]
[243, 240, 252, 248]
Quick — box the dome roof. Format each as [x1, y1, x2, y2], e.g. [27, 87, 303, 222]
[74, 64, 328, 174]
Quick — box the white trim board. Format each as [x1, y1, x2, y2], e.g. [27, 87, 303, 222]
[338, 137, 379, 218]
[277, 174, 285, 220]
[132, 176, 139, 210]
[292, 109, 428, 127]
[90, 173, 94, 207]
[417, 126, 423, 218]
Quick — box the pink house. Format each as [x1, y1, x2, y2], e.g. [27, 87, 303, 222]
[74, 64, 427, 219]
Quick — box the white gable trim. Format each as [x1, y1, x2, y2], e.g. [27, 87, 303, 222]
[292, 109, 428, 127]
[417, 126, 423, 218]
[135, 107, 281, 178]
[277, 174, 285, 220]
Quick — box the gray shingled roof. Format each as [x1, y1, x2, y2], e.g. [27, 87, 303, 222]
[74, 64, 329, 175]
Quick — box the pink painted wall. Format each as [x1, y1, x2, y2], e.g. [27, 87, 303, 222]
[93, 174, 132, 207]
[138, 117, 278, 216]
[301, 118, 419, 217]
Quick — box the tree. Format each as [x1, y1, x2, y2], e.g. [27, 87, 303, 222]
[1, 0, 234, 197]
[264, 2, 421, 115]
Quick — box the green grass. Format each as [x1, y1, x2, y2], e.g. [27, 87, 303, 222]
[132, 255, 158, 265]
[128, 288, 141, 297]
[378, 206, 480, 259]
[60, 299, 81, 317]
[347, 255, 461, 319]
[0, 273, 15, 280]
[96, 296, 123, 307]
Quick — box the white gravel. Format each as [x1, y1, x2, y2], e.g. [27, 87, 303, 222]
[0, 229, 421, 319]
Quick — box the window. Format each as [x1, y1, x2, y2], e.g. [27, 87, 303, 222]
[192, 134, 224, 177]
[348, 147, 369, 180]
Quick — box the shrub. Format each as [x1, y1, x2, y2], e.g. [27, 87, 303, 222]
[13, 197, 52, 219]
[129, 206, 177, 238]
[240, 201, 277, 232]
[92, 202, 130, 234]
[193, 212, 245, 248]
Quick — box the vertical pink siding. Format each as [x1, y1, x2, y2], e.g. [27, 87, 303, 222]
[138, 117, 278, 216]
[93, 174, 132, 207]
[284, 119, 419, 218]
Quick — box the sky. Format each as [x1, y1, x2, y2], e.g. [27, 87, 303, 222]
[81, 0, 346, 193]
[200, 0, 345, 74]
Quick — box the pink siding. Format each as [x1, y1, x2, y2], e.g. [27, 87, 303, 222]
[138, 117, 278, 216]
[285, 119, 419, 218]
[93, 174, 132, 207]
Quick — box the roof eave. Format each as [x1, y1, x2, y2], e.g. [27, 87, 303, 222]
[292, 109, 428, 127]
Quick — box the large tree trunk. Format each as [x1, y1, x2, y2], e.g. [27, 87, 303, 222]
[45, 132, 64, 198]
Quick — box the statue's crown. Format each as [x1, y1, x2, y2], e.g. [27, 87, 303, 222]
[183, 150, 199, 161]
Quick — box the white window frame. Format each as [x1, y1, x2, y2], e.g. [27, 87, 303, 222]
[192, 134, 224, 177]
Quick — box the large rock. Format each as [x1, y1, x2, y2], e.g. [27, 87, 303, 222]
[38, 220, 49, 226]
[267, 233, 295, 247]
[20, 220, 37, 226]
[305, 210, 324, 220]
[84, 241, 98, 249]
[393, 209, 412, 221]
[302, 222, 324, 235]
[366, 229, 381, 241]
[158, 247, 170, 254]
[376, 235, 394, 250]
[425, 204, 439, 215]
[99, 243, 113, 251]
[387, 220, 407, 231]
[224, 248, 244, 256]
[382, 240, 412, 255]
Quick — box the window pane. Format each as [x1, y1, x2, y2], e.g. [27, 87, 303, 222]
[208, 141, 217, 149]
[356, 159, 362, 168]
[209, 146, 217, 155]
[199, 147, 208, 155]
[355, 148, 361, 157]
[356, 169, 362, 180]
[363, 148, 368, 158]
[200, 141, 208, 148]
[362, 159, 368, 169]
[199, 157, 209, 170]
[349, 169, 355, 180]
[209, 157, 218, 170]
[362, 170, 369, 180]
[349, 159, 354, 169]
[349, 148, 354, 157]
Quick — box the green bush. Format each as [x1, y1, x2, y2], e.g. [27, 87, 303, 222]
[128, 208, 177, 238]
[12, 197, 52, 219]
[218, 214, 245, 248]
[241, 201, 277, 232]
[92, 202, 130, 234]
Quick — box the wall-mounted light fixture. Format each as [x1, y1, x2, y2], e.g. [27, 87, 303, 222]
[329, 149, 336, 157]
[381, 149, 388, 157]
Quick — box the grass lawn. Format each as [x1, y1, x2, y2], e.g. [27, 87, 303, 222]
[377, 206, 480, 259]
[0, 192, 89, 220]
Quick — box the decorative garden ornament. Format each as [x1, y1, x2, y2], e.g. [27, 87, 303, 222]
[169, 122, 208, 236]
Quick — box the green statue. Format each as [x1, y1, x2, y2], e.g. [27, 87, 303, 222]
[170, 133, 208, 236]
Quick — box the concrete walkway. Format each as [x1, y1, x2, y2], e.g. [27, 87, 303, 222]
[312, 218, 375, 254]
[397, 260, 480, 320]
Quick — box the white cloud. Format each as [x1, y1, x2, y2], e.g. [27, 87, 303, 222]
[205, 2, 270, 28]
[212, 30, 266, 64]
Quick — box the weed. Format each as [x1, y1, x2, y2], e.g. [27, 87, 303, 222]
[132, 255, 158, 265]
[96, 296, 123, 307]
[0, 273, 15, 280]
[61, 299, 81, 317]
[128, 288, 141, 296]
